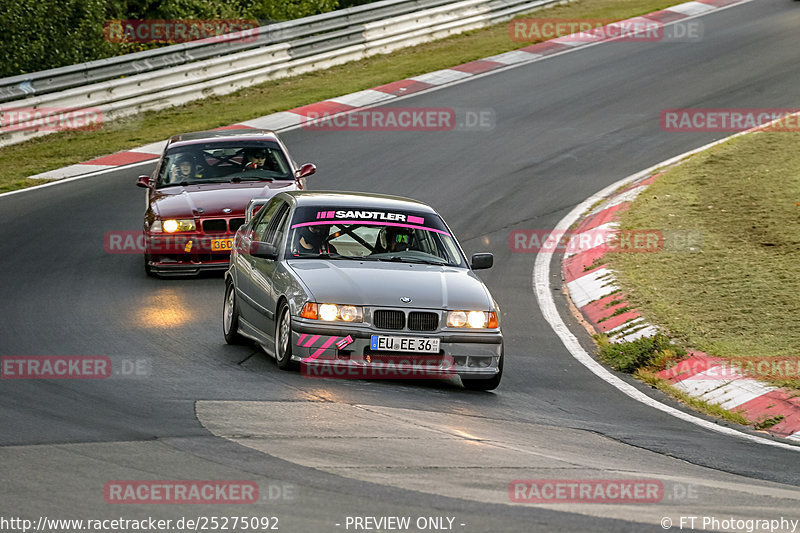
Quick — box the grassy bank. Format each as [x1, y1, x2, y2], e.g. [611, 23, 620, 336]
[595, 333, 757, 427]
[607, 130, 800, 390]
[0, 0, 681, 193]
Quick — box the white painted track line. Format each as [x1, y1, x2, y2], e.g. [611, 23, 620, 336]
[533, 139, 800, 453]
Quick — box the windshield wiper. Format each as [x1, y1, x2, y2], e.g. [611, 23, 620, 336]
[378, 256, 447, 266]
[230, 176, 274, 182]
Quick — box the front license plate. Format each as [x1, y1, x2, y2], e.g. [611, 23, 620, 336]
[211, 238, 233, 251]
[370, 335, 440, 353]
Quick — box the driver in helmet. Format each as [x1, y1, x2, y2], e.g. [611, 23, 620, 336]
[292, 224, 337, 256]
[375, 226, 414, 254]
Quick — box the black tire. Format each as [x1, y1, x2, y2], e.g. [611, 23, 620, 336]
[274, 302, 295, 370]
[462, 354, 503, 391]
[223, 282, 245, 345]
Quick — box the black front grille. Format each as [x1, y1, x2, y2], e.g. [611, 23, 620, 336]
[408, 312, 438, 332]
[374, 310, 405, 330]
[202, 219, 227, 233]
[229, 218, 245, 232]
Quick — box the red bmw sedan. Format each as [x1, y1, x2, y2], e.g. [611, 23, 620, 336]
[136, 129, 316, 276]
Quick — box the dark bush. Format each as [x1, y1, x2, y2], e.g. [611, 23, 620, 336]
[0, 0, 115, 78]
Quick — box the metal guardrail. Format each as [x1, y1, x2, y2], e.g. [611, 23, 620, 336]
[0, 0, 559, 147]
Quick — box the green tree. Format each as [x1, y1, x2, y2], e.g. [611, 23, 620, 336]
[0, 0, 347, 78]
[248, 0, 338, 23]
[0, 0, 115, 77]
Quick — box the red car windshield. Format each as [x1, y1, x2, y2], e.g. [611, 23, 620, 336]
[157, 142, 292, 187]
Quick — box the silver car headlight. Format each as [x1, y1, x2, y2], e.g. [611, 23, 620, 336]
[301, 302, 363, 323]
[446, 310, 498, 328]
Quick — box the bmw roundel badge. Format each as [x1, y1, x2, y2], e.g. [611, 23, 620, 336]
[222, 208, 232, 214]
[400, 297, 412, 303]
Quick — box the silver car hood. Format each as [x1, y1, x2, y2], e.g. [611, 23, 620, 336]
[286, 260, 495, 310]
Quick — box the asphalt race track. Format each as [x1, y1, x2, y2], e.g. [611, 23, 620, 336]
[2, 1, 800, 531]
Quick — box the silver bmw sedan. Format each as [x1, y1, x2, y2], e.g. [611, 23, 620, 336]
[223, 191, 503, 390]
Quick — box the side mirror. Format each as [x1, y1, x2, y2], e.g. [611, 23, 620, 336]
[250, 241, 278, 260]
[136, 175, 152, 188]
[470, 253, 493, 270]
[245, 198, 271, 223]
[295, 163, 316, 179]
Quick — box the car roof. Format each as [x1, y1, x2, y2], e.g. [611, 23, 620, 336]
[168, 129, 279, 148]
[281, 191, 438, 213]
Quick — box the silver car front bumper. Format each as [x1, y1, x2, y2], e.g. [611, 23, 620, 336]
[290, 318, 502, 379]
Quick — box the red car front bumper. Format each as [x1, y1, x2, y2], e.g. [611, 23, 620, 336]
[144, 232, 235, 275]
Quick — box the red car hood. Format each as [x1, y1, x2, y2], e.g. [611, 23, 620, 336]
[151, 181, 297, 218]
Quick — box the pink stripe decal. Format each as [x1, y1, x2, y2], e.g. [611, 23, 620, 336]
[304, 336, 339, 362]
[297, 334, 308, 346]
[407, 215, 425, 224]
[291, 220, 450, 236]
[303, 334, 320, 348]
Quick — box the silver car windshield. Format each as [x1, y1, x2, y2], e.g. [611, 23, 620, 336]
[156, 141, 292, 187]
[286, 207, 467, 267]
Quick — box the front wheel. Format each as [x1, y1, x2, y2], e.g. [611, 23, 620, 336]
[223, 282, 245, 345]
[274, 302, 295, 370]
[462, 354, 503, 391]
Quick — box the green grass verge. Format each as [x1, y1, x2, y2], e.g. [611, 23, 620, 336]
[596, 333, 754, 427]
[596, 332, 685, 373]
[606, 130, 800, 392]
[0, 0, 684, 193]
